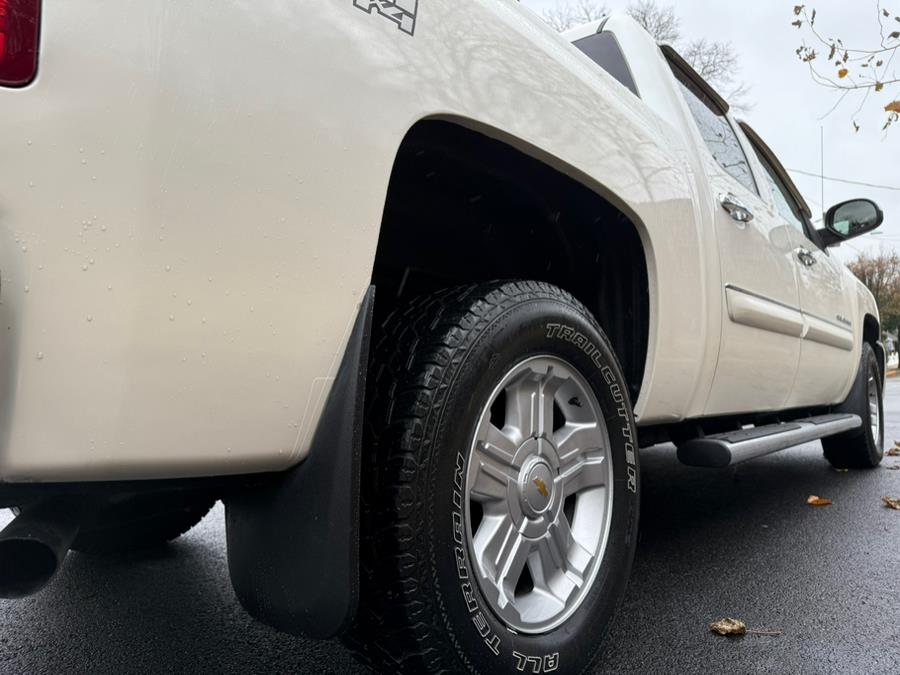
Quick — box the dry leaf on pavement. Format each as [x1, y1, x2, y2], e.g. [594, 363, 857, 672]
[882, 496, 900, 510]
[887, 446, 900, 457]
[709, 617, 781, 637]
[710, 618, 746, 636]
[807, 495, 832, 506]
[887, 466, 900, 471]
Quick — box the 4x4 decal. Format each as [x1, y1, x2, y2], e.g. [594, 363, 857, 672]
[354, 0, 418, 36]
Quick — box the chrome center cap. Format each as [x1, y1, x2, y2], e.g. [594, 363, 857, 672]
[520, 456, 554, 516]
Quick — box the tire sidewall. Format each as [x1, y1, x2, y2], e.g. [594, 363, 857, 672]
[426, 296, 639, 674]
[863, 346, 884, 458]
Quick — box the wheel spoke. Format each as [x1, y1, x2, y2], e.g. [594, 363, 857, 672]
[473, 517, 532, 609]
[470, 422, 518, 503]
[559, 454, 607, 496]
[554, 422, 605, 463]
[477, 419, 518, 463]
[529, 515, 589, 606]
[505, 369, 565, 442]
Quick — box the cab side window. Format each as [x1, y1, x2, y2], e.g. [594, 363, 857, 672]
[671, 68, 758, 195]
[752, 149, 808, 237]
[574, 32, 639, 97]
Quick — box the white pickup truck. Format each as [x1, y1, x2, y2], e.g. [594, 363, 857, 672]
[0, 2, 885, 673]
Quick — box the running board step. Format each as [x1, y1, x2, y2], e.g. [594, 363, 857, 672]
[676, 413, 862, 468]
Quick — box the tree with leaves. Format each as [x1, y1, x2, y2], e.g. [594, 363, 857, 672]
[539, 0, 752, 110]
[848, 249, 900, 334]
[792, 3, 900, 131]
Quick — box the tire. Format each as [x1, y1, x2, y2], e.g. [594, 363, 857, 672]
[345, 281, 640, 674]
[822, 342, 884, 469]
[70, 493, 215, 554]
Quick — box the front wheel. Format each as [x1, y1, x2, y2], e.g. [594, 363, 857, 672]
[823, 342, 884, 469]
[345, 281, 640, 674]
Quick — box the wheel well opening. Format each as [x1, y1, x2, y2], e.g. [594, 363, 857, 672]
[370, 119, 650, 401]
[863, 314, 883, 381]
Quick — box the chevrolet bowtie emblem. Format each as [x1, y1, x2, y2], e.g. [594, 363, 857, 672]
[533, 477, 549, 498]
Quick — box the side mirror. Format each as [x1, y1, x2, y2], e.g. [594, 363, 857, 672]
[820, 198, 883, 246]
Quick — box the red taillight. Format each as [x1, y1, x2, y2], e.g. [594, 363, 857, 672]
[0, 0, 40, 88]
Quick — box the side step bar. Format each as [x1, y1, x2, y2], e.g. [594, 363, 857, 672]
[676, 413, 862, 468]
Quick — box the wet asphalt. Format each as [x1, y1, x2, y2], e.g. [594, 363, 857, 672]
[1, 381, 899, 674]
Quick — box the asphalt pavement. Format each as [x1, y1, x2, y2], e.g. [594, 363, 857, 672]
[2, 381, 900, 674]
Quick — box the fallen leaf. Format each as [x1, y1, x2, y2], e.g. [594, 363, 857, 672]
[882, 496, 900, 510]
[710, 618, 746, 636]
[710, 617, 782, 637]
[838, 68, 849, 79]
[886, 446, 900, 457]
[885, 101, 900, 114]
[887, 466, 900, 471]
[807, 495, 832, 506]
[876, 82, 885, 92]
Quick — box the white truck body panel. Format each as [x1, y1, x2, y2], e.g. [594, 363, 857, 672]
[0, 1, 878, 481]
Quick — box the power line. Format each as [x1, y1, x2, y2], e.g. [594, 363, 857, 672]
[787, 168, 900, 192]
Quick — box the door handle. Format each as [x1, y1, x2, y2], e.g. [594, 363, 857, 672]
[719, 193, 754, 223]
[796, 247, 817, 267]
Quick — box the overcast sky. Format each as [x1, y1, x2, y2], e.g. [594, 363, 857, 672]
[520, 0, 900, 261]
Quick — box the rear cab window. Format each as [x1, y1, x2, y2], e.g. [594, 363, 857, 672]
[574, 32, 640, 97]
[668, 61, 758, 195]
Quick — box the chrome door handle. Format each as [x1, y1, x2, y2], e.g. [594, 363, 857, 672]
[719, 193, 754, 223]
[796, 247, 817, 267]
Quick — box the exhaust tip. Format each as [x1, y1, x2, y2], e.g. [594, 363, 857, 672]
[0, 538, 59, 598]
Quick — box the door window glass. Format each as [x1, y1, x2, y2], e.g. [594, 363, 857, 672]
[752, 149, 808, 236]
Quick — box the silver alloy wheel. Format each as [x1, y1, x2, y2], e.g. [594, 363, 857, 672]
[868, 368, 880, 442]
[464, 355, 614, 635]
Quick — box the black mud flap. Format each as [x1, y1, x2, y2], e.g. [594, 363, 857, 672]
[224, 287, 374, 639]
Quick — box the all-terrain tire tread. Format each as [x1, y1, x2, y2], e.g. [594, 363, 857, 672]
[343, 281, 603, 674]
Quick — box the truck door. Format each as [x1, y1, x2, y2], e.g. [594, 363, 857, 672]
[740, 127, 857, 408]
[669, 62, 802, 415]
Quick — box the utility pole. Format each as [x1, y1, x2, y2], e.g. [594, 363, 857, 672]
[820, 126, 825, 215]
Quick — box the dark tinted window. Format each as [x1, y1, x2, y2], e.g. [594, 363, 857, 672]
[671, 69, 758, 194]
[574, 32, 639, 97]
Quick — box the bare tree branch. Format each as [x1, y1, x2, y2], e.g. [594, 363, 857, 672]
[538, 0, 754, 112]
[541, 0, 609, 32]
[792, 2, 900, 131]
[625, 0, 680, 43]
